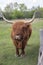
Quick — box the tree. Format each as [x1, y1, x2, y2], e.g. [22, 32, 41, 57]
[4, 3, 13, 12]
[12, 10, 24, 19]
[0, 8, 3, 20]
[35, 7, 43, 18]
[19, 3, 27, 11]
[14, 2, 18, 10]
[4, 3, 14, 19]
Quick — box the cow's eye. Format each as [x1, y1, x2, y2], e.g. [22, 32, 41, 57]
[22, 27, 27, 32]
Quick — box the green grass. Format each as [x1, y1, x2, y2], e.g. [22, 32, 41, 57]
[0, 19, 43, 65]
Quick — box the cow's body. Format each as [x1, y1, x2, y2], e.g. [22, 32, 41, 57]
[11, 21, 32, 56]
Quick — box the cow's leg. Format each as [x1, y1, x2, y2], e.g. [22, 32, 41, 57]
[20, 48, 25, 57]
[21, 48, 25, 55]
[20, 41, 26, 57]
[20, 47, 25, 57]
[16, 48, 19, 57]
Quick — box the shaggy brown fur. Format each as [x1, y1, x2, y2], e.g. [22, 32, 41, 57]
[11, 21, 32, 56]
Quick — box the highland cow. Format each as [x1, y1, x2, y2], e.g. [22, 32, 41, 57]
[1, 12, 35, 57]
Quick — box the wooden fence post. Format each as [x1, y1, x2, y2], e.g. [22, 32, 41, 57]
[38, 29, 43, 65]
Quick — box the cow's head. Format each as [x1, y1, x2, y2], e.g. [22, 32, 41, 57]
[13, 22, 30, 41]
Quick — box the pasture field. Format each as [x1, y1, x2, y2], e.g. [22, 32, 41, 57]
[0, 19, 43, 65]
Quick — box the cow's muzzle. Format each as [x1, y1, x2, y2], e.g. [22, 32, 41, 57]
[14, 35, 23, 41]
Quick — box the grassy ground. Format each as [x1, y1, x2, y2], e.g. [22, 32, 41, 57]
[0, 19, 43, 65]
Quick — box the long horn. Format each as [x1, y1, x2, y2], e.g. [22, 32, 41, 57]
[0, 12, 13, 24]
[28, 11, 36, 23]
[2, 15, 13, 24]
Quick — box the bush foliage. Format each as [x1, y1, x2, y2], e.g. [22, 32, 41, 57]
[0, 2, 43, 19]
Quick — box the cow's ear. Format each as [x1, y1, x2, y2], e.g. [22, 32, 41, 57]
[25, 23, 30, 28]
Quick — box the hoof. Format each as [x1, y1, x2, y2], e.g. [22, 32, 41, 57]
[20, 54, 25, 57]
[15, 54, 20, 57]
